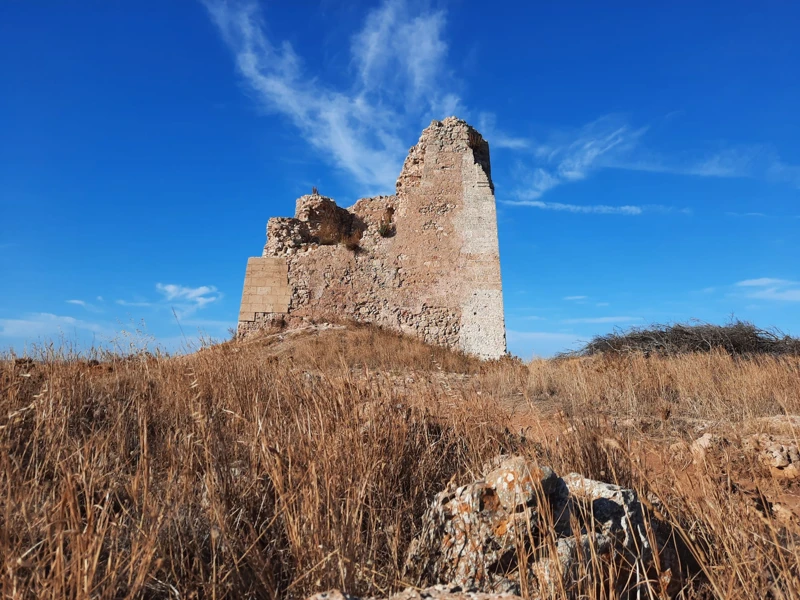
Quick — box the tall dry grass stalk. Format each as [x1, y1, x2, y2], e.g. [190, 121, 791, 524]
[1, 326, 799, 598]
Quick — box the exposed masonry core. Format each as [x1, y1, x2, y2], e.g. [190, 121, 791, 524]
[237, 117, 507, 359]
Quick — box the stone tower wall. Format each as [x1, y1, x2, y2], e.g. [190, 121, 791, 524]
[237, 117, 506, 359]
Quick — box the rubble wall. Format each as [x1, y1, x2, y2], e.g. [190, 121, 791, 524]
[237, 117, 506, 359]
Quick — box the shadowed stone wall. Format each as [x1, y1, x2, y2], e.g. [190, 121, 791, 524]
[237, 117, 506, 359]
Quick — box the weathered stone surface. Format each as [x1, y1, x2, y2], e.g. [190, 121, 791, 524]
[689, 431, 800, 480]
[744, 434, 800, 479]
[404, 457, 568, 594]
[689, 432, 729, 463]
[403, 456, 668, 597]
[238, 117, 506, 359]
[307, 585, 521, 600]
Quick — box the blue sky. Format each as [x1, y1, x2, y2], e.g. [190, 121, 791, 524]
[2, 1, 799, 358]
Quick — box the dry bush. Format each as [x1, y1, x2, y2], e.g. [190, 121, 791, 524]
[341, 230, 363, 252]
[566, 320, 800, 358]
[2, 325, 800, 599]
[377, 207, 395, 238]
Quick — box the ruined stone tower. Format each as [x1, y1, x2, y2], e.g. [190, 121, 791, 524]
[238, 117, 506, 359]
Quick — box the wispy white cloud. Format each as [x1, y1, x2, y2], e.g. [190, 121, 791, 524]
[749, 288, 800, 302]
[564, 295, 587, 301]
[768, 160, 800, 188]
[735, 278, 800, 302]
[156, 284, 219, 303]
[501, 199, 645, 215]
[352, 0, 447, 101]
[736, 278, 795, 287]
[510, 116, 648, 200]
[562, 316, 642, 324]
[115, 284, 222, 317]
[116, 299, 153, 307]
[66, 299, 103, 313]
[612, 142, 800, 188]
[617, 145, 763, 178]
[477, 112, 529, 149]
[0, 313, 108, 338]
[204, 0, 458, 191]
[156, 283, 222, 317]
[508, 114, 800, 203]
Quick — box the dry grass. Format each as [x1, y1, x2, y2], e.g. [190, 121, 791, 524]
[2, 325, 799, 599]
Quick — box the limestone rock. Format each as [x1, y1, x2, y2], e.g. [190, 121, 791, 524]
[690, 432, 800, 480]
[403, 457, 568, 594]
[561, 473, 651, 557]
[306, 585, 521, 599]
[744, 434, 800, 480]
[404, 456, 667, 597]
[690, 432, 728, 462]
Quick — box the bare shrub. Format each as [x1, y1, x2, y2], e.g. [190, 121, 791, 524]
[378, 206, 395, 238]
[564, 319, 800, 358]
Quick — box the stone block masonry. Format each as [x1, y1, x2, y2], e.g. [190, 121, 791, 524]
[238, 257, 291, 322]
[237, 117, 507, 359]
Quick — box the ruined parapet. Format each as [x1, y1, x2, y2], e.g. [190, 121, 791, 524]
[237, 117, 506, 359]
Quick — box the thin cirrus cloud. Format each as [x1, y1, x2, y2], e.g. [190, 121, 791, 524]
[115, 284, 223, 317]
[477, 112, 530, 150]
[503, 115, 800, 209]
[511, 117, 648, 201]
[618, 144, 800, 187]
[736, 277, 800, 302]
[563, 295, 588, 301]
[156, 283, 222, 316]
[203, 0, 463, 192]
[0, 313, 108, 339]
[736, 278, 795, 287]
[500, 199, 647, 215]
[66, 299, 103, 313]
[116, 300, 153, 307]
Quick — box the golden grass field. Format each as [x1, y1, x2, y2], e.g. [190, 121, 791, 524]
[2, 324, 799, 599]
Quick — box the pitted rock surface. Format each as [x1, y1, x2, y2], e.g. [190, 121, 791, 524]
[745, 434, 800, 479]
[403, 458, 568, 594]
[403, 456, 667, 597]
[689, 432, 800, 480]
[306, 585, 522, 600]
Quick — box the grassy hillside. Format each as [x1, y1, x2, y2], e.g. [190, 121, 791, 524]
[2, 324, 799, 598]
